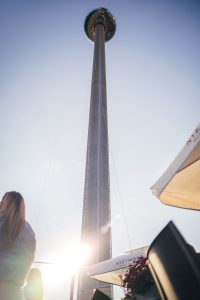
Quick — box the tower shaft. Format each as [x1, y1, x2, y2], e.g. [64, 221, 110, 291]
[78, 18, 112, 300]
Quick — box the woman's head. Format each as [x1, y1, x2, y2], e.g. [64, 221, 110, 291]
[0, 191, 25, 249]
[0, 191, 25, 216]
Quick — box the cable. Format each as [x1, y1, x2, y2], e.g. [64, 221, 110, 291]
[34, 105, 67, 230]
[109, 149, 133, 251]
[94, 55, 133, 250]
[34, 128, 59, 230]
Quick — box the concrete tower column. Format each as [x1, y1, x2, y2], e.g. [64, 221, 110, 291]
[78, 8, 116, 300]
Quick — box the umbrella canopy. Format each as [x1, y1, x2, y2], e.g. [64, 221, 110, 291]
[151, 123, 200, 210]
[86, 246, 148, 286]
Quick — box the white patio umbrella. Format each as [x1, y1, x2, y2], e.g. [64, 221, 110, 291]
[151, 123, 200, 210]
[86, 246, 148, 286]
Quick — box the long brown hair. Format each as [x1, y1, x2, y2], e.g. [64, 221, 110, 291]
[0, 191, 25, 249]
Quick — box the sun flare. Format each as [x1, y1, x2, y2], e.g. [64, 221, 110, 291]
[36, 243, 92, 288]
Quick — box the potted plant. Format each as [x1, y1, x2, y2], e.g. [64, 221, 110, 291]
[122, 256, 161, 300]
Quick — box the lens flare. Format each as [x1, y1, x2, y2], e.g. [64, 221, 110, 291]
[36, 243, 92, 288]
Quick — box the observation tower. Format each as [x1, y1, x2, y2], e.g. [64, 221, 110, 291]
[77, 8, 116, 300]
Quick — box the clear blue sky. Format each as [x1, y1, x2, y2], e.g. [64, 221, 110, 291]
[0, 0, 199, 299]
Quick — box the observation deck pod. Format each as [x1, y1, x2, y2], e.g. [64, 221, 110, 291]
[84, 7, 116, 43]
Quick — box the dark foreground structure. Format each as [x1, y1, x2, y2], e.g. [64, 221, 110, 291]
[77, 8, 116, 300]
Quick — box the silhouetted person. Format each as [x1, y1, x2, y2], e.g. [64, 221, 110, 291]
[24, 268, 43, 300]
[0, 191, 36, 300]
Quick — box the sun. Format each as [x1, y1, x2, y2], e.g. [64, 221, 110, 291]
[35, 243, 92, 289]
